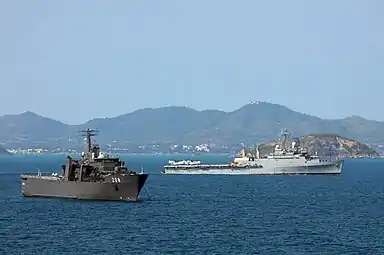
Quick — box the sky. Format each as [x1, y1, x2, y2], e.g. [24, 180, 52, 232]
[0, 0, 383, 124]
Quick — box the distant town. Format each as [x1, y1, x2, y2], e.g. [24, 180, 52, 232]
[5, 141, 384, 158]
[5, 143, 241, 156]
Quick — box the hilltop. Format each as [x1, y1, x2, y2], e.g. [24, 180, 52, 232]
[0, 102, 383, 153]
[257, 134, 378, 158]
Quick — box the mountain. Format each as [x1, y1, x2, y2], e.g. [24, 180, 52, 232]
[0, 102, 383, 151]
[83, 107, 227, 145]
[257, 134, 378, 158]
[0, 111, 72, 149]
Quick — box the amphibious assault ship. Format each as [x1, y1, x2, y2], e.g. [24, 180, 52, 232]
[162, 128, 343, 175]
[21, 128, 149, 201]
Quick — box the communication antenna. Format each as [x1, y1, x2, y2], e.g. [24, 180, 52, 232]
[79, 128, 99, 152]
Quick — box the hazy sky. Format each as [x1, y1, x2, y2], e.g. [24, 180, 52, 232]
[1, 0, 383, 124]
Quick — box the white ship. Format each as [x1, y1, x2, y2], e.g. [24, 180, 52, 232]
[162, 128, 343, 175]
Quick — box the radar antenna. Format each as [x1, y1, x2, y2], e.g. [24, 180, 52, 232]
[79, 128, 99, 153]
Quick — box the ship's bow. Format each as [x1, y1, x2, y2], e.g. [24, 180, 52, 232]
[113, 173, 149, 201]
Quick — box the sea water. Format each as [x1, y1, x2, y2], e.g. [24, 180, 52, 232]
[0, 154, 383, 254]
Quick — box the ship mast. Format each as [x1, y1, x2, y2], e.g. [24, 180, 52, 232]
[280, 127, 290, 152]
[80, 128, 99, 153]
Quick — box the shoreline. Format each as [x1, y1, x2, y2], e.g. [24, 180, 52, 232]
[2, 152, 233, 156]
[1, 153, 382, 159]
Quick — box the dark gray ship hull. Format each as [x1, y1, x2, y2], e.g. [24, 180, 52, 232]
[21, 174, 149, 202]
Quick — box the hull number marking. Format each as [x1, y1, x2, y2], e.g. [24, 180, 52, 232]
[112, 177, 121, 183]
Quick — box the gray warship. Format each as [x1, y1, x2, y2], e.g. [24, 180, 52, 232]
[21, 128, 149, 201]
[163, 128, 343, 175]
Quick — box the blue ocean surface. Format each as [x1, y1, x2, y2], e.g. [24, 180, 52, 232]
[0, 154, 384, 254]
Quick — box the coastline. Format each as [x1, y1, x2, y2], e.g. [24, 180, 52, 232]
[1, 152, 382, 159]
[2, 152, 233, 157]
